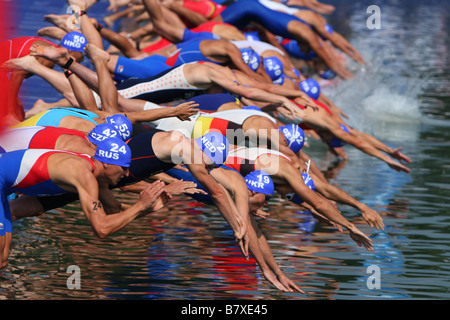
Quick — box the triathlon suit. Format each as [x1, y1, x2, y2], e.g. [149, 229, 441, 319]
[191, 109, 277, 140]
[114, 54, 170, 81]
[155, 108, 275, 141]
[0, 36, 57, 64]
[0, 149, 94, 235]
[185, 93, 240, 112]
[220, 0, 310, 39]
[278, 37, 317, 60]
[166, 38, 221, 68]
[115, 63, 206, 104]
[11, 107, 100, 128]
[140, 21, 226, 54]
[0, 126, 87, 153]
[181, 0, 226, 27]
[114, 130, 176, 187]
[190, 21, 232, 33]
[259, 0, 332, 40]
[116, 37, 220, 80]
[224, 146, 291, 176]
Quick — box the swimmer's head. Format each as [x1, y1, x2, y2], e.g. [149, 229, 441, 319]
[240, 48, 261, 72]
[279, 124, 305, 153]
[263, 56, 284, 81]
[272, 75, 285, 85]
[319, 69, 337, 80]
[244, 31, 261, 42]
[285, 173, 315, 204]
[88, 123, 120, 146]
[195, 131, 229, 167]
[105, 114, 133, 141]
[244, 170, 275, 196]
[329, 124, 350, 148]
[60, 31, 87, 53]
[93, 137, 132, 167]
[299, 78, 321, 99]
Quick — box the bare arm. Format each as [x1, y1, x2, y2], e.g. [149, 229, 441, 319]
[312, 176, 384, 230]
[56, 158, 165, 238]
[280, 163, 374, 251]
[125, 101, 199, 123]
[211, 168, 303, 292]
[203, 64, 304, 118]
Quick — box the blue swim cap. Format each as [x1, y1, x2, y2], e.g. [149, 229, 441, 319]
[263, 56, 284, 81]
[299, 78, 321, 99]
[105, 114, 133, 141]
[60, 31, 87, 52]
[244, 170, 274, 196]
[242, 105, 262, 111]
[273, 74, 285, 85]
[279, 124, 305, 153]
[319, 69, 337, 80]
[244, 31, 261, 42]
[195, 132, 229, 166]
[240, 48, 261, 72]
[286, 173, 315, 204]
[330, 124, 350, 148]
[93, 137, 132, 167]
[282, 39, 318, 61]
[88, 123, 120, 146]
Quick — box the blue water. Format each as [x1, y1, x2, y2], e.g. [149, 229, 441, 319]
[1, 0, 450, 300]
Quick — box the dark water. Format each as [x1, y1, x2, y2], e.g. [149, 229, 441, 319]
[1, 0, 450, 300]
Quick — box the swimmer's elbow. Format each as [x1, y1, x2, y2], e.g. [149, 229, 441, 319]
[92, 224, 112, 239]
[209, 184, 228, 202]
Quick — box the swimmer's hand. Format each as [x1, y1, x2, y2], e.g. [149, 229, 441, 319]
[360, 205, 384, 231]
[236, 231, 250, 261]
[386, 159, 411, 174]
[164, 180, 207, 195]
[275, 272, 305, 294]
[139, 181, 171, 213]
[252, 208, 270, 219]
[172, 101, 199, 121]
[389, 147, 412, 164]
[348, 225, 373, 251]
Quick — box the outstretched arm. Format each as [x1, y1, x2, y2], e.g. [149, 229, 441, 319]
[59, 157, 168, 238]
[280, 162, 374, 251]
[312, 175, 385, 230]
[211, 168, 303, 293]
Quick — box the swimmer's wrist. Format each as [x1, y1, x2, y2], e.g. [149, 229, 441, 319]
[62, 57, 74, 69]
[64, 70, 73, 78]
[73, 8, 87, 16]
